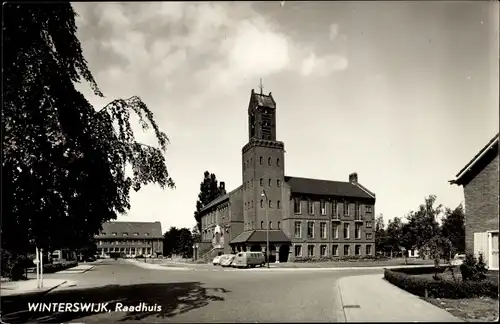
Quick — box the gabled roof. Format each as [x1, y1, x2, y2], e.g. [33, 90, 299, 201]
[199, 185, 243, 214]
[450, 133, 499, 186]
[250, 89, 276, 109]
[229, 230, 291, 244]
[96, 221, 163, 239]
[285, 176, 375, 200]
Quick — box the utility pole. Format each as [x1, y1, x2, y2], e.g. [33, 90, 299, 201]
[261, 189, 270, 268]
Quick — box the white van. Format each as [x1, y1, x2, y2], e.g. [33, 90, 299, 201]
[231, 251, 265, 268]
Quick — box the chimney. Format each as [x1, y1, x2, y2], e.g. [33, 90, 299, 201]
[219, 182, 226, 195]
[349, 173, 358, 183]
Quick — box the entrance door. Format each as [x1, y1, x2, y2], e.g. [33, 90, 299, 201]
[490, 232, 499, 270]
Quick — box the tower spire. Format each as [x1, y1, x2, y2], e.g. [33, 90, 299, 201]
[259, 78, 264, 95]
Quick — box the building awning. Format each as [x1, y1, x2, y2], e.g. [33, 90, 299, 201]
[229, 230, 291, 245]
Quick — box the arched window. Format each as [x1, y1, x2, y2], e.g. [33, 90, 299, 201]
[278, 221, 281, 229]
[268, 179, 272, 187]
[260, 178, 263, 186]
[269, 221, 272, 229]
[269, 200, 272, 208]
[277, 158, 280, 166]
[277, 200, 281, 209]
[277, 179, 281, 187]
[268, 157, 272, 166]
[261, 221, 264, 229]
[260, 200, 264, 208]
[260, 156, 263, 165]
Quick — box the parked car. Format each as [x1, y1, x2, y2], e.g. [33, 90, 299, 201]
[231, 251, 265, 268]
[220, 255, 236, 267]
[212, 255, 222, 265]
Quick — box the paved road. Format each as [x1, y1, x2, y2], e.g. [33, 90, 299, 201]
[1, 259, 382, 323]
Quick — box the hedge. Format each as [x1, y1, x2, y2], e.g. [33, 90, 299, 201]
[390, 265, 449, 275]
[294, 255, 385, 263]
[43, 261, 78, 274]
[384, 268, 498, 299]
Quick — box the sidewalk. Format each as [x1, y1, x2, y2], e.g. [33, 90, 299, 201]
[124, 259, 192, 271]
[337, 274, 463, 322]
[57, 264, 95, 274]
[0, 279, 75, 297]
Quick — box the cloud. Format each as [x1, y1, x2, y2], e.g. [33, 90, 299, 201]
[329, 23, 339, 40]
[72, 2, 348, 107]
[300, 52, 348, 77]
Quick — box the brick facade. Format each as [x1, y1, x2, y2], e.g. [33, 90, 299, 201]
[463, 154, 499, 254]
[198, 89, 376, 261]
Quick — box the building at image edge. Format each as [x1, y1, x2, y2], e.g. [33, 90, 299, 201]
[198, 89, 376, 262]
[95, 221, 164, 258]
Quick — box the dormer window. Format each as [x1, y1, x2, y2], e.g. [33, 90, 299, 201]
[133, 232, 139, 236]
[122, 233, 128, 236]
[144, 233, 149, 236]
[112, 232, 117, 236]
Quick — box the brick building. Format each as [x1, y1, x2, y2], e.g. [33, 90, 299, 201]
[198, 89, 376, 262]
[95, 221, 164, 258]
[450, 133, 499, 270]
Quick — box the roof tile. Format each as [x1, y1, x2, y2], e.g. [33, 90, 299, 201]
[96, 221, 163, 239]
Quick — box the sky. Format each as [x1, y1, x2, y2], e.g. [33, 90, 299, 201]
[72, 1, 499, 233]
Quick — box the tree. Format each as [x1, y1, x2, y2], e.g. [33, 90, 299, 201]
[441, 204, 465, 254]
[193, 171, 224, 231]
[375, 214, 388, 255]
[385, 217, 404, 258]
[163, 227, 194, 258]
[191, 225, 201, 243]
[408, 195, 442, 250]
[422, 234, 454, 279]
[3, 3, 174, 257]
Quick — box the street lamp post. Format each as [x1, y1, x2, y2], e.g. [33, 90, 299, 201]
[261, 189, 270, 268]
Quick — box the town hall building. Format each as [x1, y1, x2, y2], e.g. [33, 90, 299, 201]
[198, 89, 376, 262]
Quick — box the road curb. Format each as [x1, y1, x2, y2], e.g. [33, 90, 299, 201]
[335, 279, 347, 322]
[1, 280, 68, 298]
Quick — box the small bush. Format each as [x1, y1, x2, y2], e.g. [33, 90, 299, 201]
[460, 253, 488, 281]
[384, 268, 498, 299]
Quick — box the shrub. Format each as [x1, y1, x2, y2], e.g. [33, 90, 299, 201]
[384, 268, 498, 299]
[42, 261, 77, 274]
[391, 266, 449, 275]
[460, 253, 488, 281]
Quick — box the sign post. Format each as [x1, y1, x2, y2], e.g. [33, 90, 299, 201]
[40, 248, 44, 288]
[35, 247, 40, 289]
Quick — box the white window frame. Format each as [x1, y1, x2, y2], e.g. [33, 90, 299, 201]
[320, 245, 327, 257]
[308, 199, 314, 215]
[366, 244, 372, 255]
[365, 205, 372, 213]
[332, 222, 339, 239]
[294, 197, 302, 214]
[344, 201, 350, 216]
[344, 223, 350, 239]
[307, 221, 315, 239]
[294, 245, 302, 257]
[366, 232, 373, 240]
[320, 222, 327, 239]
[344, 245, 350, 256]
[308, 245, 315, 257]
[332, 244, 339, 256]
[320, 200, 326, 215]
[355, 244, 361, 256]
[355, 223, 361, 239]
[294, 221, 302, 239]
